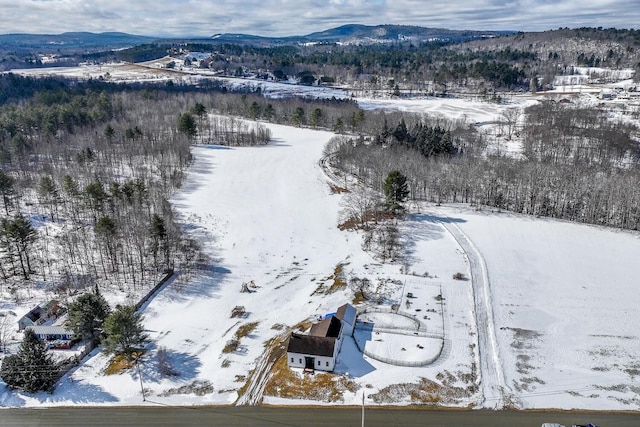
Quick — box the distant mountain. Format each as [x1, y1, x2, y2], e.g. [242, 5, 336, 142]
[0, 25, 514, 57]
[304, 24, 511, 43]
[209, 24, 512, 46]
[0, 32, 158, 53]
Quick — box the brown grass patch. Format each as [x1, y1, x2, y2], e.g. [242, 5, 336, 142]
[158, 380, 214, 397]
[326, 264, 347, 294]
[263, 356, 358, 402]
[311, 264, 347, 296]
[338, 210, 395, 231]
[294, 319, 314, 333]
[235, 322, 259, 339]
[370, 375, 477, 405]
[223, 322, 260, 354]
[329, 184, 349, 194]
[236, 368, 254, 398]
[222, 339, 240, 354]
[352, 291, 367, 305]
[104, 351, 144, 375]
[370, 359, 479, 406]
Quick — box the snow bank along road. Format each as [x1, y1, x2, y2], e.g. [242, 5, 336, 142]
[434, 208, 510, 409]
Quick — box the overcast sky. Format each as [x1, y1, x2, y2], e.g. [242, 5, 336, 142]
[0, 0, 637, 37]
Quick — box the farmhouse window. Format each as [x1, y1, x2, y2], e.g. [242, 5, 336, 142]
[326, 361, 329, 367]
[317, 360, 320, 366]
[291, 357, 293, 363]
[299, 359, 302, 364]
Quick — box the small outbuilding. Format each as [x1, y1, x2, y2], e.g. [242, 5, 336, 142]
[26, 325, 78, 349]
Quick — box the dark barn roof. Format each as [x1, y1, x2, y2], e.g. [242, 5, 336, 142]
[309, 315, 342, 338]
[287, 333, 336, 357]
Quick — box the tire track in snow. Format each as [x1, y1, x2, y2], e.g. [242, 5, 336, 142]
[235, 333, 289, 406]
[434, 208, 510, 409]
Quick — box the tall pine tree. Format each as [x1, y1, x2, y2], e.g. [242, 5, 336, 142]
[0, 329, 58, 393]
[67, 286, 111, 343]
[102, 305, 149, 361]
[383, 170, 409, 213]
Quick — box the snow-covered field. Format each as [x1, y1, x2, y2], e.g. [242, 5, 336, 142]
[1, 65, 639, 411]
[436, 204, 640, 410]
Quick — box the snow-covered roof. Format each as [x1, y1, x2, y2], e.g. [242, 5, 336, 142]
[26, 325, 74, 336]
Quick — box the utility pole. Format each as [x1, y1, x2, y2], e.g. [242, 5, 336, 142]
[361, 391, 365, 427]
[136, 359, 145, 402]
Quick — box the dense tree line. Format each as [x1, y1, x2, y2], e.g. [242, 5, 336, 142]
[332, 103, 640, 231]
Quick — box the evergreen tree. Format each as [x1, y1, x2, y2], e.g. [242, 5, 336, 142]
[310, 108, 323, 128]
[0, 353, 22, 388]
[177, 112, 197, 139]
[0, 170, 15, 215]
[102, 305, 149, 361]
[291, 107, 305, 126]
[149, 213, 169, 271]
[0, 215, 37, 279]
[248, 101, 261, 120]
[0, 329, 58, 393]
[103, 124, 115, 142]
[383, 170, 410, 213]
[67, 287, 111, 343]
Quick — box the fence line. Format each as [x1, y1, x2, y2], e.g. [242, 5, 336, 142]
[135, 270, 175, 311]
[353, 306, 446, 367]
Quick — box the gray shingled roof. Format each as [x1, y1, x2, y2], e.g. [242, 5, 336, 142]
[336, 303, 357, 325]
[287, 333, 336, 357]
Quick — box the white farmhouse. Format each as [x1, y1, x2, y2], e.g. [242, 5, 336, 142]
[286, 303, 356, 372]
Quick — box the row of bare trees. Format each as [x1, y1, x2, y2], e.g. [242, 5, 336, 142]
[332, 102, 640, 231]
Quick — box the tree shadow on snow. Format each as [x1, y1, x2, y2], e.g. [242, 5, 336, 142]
[170, 153, 217, 203]
[139, 346, 202, 383]
[46, 380, 119, 404]
[262, 137, 290, 148]
[157, 264, 231, 303]
[409, 212, 466, 225]
[401, 213, 465, 266]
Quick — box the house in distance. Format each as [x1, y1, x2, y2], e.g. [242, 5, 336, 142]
[286, 303, 357, 372]
[17, 300, 65, 331]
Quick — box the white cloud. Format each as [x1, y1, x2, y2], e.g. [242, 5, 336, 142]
[0, 0, 637, 36]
